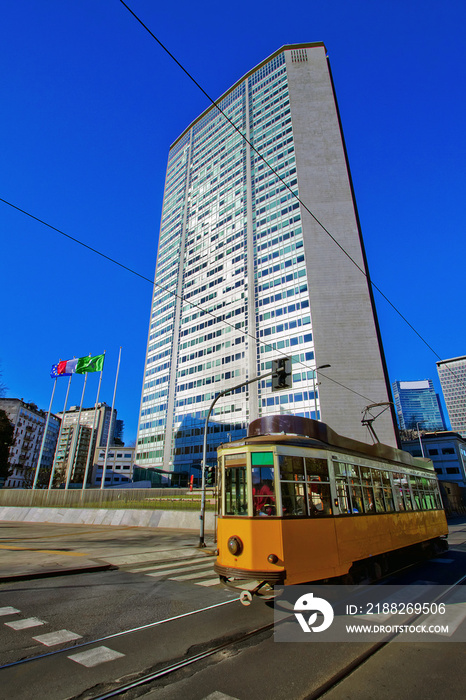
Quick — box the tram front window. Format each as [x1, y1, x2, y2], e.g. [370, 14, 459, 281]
[224, 453, 248, 516]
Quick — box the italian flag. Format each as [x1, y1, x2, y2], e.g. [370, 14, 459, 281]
[76, 354, 105, 374]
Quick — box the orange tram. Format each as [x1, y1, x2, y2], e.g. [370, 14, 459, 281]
[214, 415, 448, 600]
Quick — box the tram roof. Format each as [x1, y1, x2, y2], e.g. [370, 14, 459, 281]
[219, 415, 435, 473]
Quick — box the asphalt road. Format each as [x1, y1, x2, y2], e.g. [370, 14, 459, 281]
[0, 519, 465, 700]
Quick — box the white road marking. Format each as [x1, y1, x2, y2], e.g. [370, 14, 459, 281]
[33, 629, 82, 646]
[68, 646, 125, 668]
[130, 555, 214, 572]
[148, 562, 214, 579]
[196, 577, 222, 587]
[106, 548, 206, 566]
[169, 567, 217, 582]
[202, 692, 241, 700]
[0, 607, 20, 616]
[138, 560, 213, 575]
[5, 617, 45, 630]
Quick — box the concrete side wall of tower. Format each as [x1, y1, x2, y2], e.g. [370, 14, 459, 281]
[286, 46, 397, 446]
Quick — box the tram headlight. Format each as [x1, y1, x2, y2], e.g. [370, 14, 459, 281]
[227, 536, 243, 556]
[267, 553, 279, 564]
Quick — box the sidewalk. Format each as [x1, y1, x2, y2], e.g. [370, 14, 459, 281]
[2, 517, 464, 585]
[0, 520, 217, 583]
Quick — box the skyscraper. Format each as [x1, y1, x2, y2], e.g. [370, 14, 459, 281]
[392, 379, 446, 432]
[137, 43, 397, 479]
[437, 356, 466, 437]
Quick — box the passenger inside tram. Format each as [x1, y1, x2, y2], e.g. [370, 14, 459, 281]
[252, 467, 276, 516]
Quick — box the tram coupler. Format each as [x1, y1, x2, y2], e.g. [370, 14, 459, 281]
[238, 581, 274, 606]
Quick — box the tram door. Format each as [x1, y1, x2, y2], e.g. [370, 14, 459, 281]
[224, 453, 248, 516]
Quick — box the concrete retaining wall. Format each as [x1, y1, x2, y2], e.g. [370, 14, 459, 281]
[0, 506, 215, 530]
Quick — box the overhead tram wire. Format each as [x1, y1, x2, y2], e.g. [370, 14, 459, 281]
[118, 0, 466, 393]
[2, 13, 462, 399]
[0, 195, 373, 407]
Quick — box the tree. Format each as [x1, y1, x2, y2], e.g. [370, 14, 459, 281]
[0, 409, 14, 484]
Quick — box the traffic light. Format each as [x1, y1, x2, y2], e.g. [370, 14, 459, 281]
[272, 357, 292, 391]
[206, 465, 216, 486]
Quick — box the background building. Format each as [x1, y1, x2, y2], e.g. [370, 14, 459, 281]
[94, 446, 135, 487]
[437, 356, 466, 437]
[0, 398, 60, 488]
[54, 403, 116, 486]
[402, 431, 466, 488]
[137, 42, 397, 480]
[392, 379, 446, 432]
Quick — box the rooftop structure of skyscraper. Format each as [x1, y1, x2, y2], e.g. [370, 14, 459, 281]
[136, 43, 397, 479]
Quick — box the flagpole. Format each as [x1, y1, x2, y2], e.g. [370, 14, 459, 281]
[81, 352, 106, 492]
[65, 370, 88, 490]
[100, 347, 121, 490]
[48, 373, 73, 490]
[32, 378, 57, 490]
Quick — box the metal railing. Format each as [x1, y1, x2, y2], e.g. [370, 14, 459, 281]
[0, 488, 215, 511]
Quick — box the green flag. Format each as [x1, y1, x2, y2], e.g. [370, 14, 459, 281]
[76, 354, 105, 374]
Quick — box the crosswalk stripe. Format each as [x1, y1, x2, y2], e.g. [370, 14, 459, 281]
[33, 629, 82, 646]
[130, 558, 214, 574]
[0, 607, 20, 616]
[5, 617, 45, 630]
[126, 553, 221, 587]
[68, 646, 125, 667]
[148, 562, 214, 579]
[169, 568, 217, 582]
[196, 577, 222, 587]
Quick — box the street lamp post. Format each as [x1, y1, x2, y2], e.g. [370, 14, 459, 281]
[416, 421, 427, 457]
[312, 364, 331, 420]
[199, 370, 273, 548]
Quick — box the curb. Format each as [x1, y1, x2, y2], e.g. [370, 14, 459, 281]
[0, 562, 117, 584]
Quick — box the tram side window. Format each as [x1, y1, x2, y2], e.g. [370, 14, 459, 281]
[410, 476, 424, 510]
[392, 473, 406, 511]
[278, 455, 305, 517]
[409, 475, 438, 511]
[335, 478, 352, 514]
[360, 466, 376, 513]
[224, 453, 248, 516]
[334, 462, 363, 514]
[367, 468, 386, 513]
[252, 453, 276, 516]
[279, 455, 305, 481]
[423, 478, 437, 510]
[349, 480, 364, 514]
[432, 480, 443, 509]
[381, 471, 395, 512]
[402, 476, 414, 510]
[281, 480, 307, 516]
[305, 457, 332, 516]
[279, 456, 332, 516]
[308, 479, 332, 515]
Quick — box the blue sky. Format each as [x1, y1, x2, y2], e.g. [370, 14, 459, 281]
[1, 0, 465, 444]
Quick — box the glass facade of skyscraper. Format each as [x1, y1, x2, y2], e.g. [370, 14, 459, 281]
[137, 43, 397, 479]
[392, 379, 446, 432]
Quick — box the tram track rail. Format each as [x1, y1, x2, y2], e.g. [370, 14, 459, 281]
[2, 562, 463, 700]
[76, 568, 466, 699]
[86, 619, 276, 700]
[0, 599, 238, 671]
[303, 570, 466, 700]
